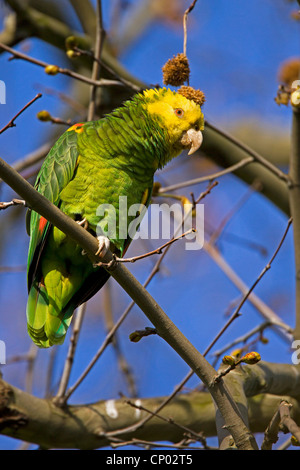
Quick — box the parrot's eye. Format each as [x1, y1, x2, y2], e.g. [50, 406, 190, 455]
[194, 124, 199, 131]
[174, 108, 184, 118]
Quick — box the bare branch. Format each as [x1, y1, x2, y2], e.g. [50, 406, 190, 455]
[54, 303, 87, 404]
[203, 217, 293, 356]
[205, 121, 290, 185]
[0, 198, 27, 210]
[183, 0, 199, 56]
[102, 282, 138, 398]
[125, 399, 208, 447]
[0, 43, 127, 89]
[279, 400, 300, 444]
[87, 0, 105, 121]
[112, 229, 196, 264]
[261, 405, 281, 450]
[158, 157, 253, 194]
[129, 327, 157, 343]
[203, 242, 293, 343]
[72, 46, 142, 92]
[288, 109, 300, 340]
[0, 93, 42, 134]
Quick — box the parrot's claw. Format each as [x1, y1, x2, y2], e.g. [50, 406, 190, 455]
[94, 236, 118, 269]
[95, 235, 110, 258]
[76, 217, 89, 230]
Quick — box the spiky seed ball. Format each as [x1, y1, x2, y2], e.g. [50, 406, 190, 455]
[178, 85, 206, 107]
[278, 58, 300, 87]
[162, 53, 190, 86]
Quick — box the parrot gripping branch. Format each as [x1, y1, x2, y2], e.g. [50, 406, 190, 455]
[96, 228, 196, 267]
[0, 155, 258, 449]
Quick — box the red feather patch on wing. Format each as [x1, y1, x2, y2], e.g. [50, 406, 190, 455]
[38, 216, 48, 234]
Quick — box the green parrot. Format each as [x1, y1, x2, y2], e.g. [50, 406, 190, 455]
[26, 87, 204, 348]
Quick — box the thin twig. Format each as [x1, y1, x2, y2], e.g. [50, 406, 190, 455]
[279, 400, 300, 443]
[261, 405, 281, 450]
[0, 265, 26, 273]
[183, 0, 198, 57]
[72, 46, 141, 92]
[277, 437, 293, 450]
[158, 157, 254, 194]
[113, 229, 196, 264]
[0, 43, 125, 89]
[203, 242, 293, 343]
[45, 347, 58, 399]
[0, 198, 27, 210]
[125, 399, 208, 447]
[54, 303, 87, 404]
[6, 344, 38, 395]
[0, 143, 51, 189]
[0, 93, 42, 134]
[208, 180, 262, 246]
[38, 114, 73, 127]
[205, 121, 290, 184]
[108, 435, 205, 450]
[129, 327, 157, 343]
[213, 321, 272, 361]
[102, 282, 138, 398]
[87, 0, 105, 121]
[202, 217, 293, 357]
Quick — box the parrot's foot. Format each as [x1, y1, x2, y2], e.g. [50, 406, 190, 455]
[76, 217, 89, 230]
[95, 235, 111, 258]
[94, 236, 118, 270]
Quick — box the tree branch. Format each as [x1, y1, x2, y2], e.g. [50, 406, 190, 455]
[0, 43, 126, 89]
[87, 0, 105, 121]
[289, 109, 300, 340]
[158, 157, 254, 194]
[1, 361, 300, 449]
[0, 93, 42, 134]
[205, 122, 290, 185]
[201, 123, 290, 214]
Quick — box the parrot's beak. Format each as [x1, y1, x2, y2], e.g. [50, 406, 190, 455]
[181, 128, 203, 155]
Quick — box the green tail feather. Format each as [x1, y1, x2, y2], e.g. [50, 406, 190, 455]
[26, 280, 73, 348]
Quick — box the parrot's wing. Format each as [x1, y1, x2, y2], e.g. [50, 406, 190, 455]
[27, 127, 80, 290]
